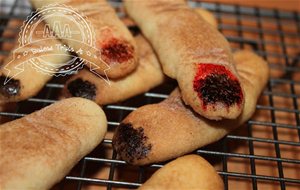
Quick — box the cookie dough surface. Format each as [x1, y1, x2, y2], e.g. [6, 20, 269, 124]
[139, 155, 224, 190]
[0, 98, 107, 190]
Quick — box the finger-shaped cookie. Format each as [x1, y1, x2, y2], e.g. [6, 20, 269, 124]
[61, 35, 164, 105]
[113, 50, 269, 165]
[124, 0, 244, 120]
[61, 7, 218, 105]
[0, 98, 107, 190]
[122, 7, 218, 31]
[0, 22, 70, 104]
[139, 155, 224, 190]
[30, 0, 138, 79]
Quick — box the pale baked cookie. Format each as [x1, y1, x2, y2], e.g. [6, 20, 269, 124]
[30, 0, 138, 79]
[124, 0, 244, 120]
[194, 8, 218, 28]
[0, 98, 107, 189]
[61, 7, 218, 105]
[113, 50, 269, 165]
[0, 22, 70, 104]
[61, 35, 164, 105]
[139, 155, 224, 190]
[122, 7, 218, 31]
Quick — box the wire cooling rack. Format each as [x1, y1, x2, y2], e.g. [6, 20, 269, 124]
[0, 0, 299, 190]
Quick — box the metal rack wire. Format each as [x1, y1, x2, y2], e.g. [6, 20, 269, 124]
[0, 0, 299, 190]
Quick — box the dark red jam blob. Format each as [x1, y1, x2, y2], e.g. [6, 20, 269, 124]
[100, 38, 134, 64]
[193, 64, 243, 109]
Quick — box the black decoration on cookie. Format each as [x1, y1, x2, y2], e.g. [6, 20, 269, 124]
[67, 78, 97, 100]
[193, 64, 243, 109]
[127, 25, 141, 36]
[112, 123, 152, 163]
[198, 74, 242, 107]
[0, 75, 21, 97]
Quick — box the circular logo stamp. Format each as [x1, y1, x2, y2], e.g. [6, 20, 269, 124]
[4, 3, 110, 85]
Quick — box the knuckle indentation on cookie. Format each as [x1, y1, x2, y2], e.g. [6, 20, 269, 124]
[193, 64, 243, 109]
[67, 78, 96, 100]
[0, 75, 20, 97]
[100, 38, 134, 64]
[113, 123, 152, 163]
